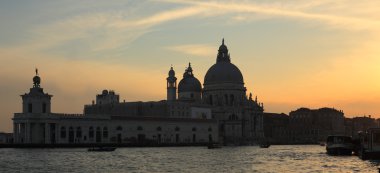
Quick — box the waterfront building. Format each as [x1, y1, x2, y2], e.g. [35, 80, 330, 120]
[0, 132, 12, 144]
[345, 115, 378, 138]
[263, 113, 290, 144]
[12, 39, 264, 145]
[289, 107, 345, 143]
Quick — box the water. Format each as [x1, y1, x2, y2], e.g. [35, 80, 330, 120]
[0, 145, 379, 173]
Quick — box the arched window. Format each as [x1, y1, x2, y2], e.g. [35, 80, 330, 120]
[103, 127, 108, 138]
[116, 126, 122, 131]
[175, 127, 180, 131]
[192, 127, 197, 132]
[89, 127, 94, 138]
[42, 103, 47, 113]
[96, 127, 101, 143]
[137, 126, 143, 131]
[60, 126, 66, 138]
[157, 126, 162, 131]
[68, 127, 74, 143]
[76, 127, 82, 138]
[28, 103, 32, 113]
[230, 94, 234, 106]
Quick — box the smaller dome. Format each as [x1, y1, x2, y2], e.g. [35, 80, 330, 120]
[178, 77, 202, 92]
[168, 67, 175, 77]
[178, 63, 202, 92]
[102, 90, 108, 95]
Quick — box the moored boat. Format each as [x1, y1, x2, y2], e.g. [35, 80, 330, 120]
[259, 141, 270, 148]
[259, 143, 270, 148]
[358, 128, 380, 160]
[207, 143, 222, 149]
[326, 135, 353, 155]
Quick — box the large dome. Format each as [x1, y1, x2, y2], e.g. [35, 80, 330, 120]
[204, 62, 244, 85]
[178, 63, 202, 92]
[204, 39, 244, 85]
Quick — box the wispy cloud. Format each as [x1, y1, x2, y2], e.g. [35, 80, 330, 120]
[165, 44, 215, 57]
[161, 0, 380, 32]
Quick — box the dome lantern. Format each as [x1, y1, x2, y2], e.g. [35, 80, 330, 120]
[217, 38, 230, 63]
[33, 68, 41, 88]
[204, 39, 244, 85]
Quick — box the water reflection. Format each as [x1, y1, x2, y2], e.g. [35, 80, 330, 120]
[0, 145, 379, 173]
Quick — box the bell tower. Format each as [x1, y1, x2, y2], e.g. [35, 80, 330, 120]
[167, 66, 177, 101]
[21, 69, 52, 114]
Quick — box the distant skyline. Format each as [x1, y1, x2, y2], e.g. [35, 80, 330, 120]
[1, 0, 380, 132]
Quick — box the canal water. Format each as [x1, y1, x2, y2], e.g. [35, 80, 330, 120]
[0, 145, 379, 173]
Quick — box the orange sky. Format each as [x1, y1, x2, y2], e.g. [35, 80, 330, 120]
[1, 1, 380, 132]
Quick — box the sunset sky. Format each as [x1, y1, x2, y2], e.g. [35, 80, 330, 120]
[1, 0, 380, 132]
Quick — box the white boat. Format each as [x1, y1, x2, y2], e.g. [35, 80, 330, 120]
[326, 135, 353, 155]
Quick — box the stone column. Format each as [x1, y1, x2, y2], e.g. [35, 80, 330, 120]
[44, 123, 49, 144]
[26, 123, 30, 143]
[21, 123, 25, 143]
[13, 123, 18, 143]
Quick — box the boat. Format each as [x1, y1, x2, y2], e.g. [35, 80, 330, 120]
[259, 143, 270, 148]
[88, 147, 116, 152]
[358, 128, 380, 160]
[326, 135, 353, 155]
[259, 141, 270, 148]
[207, 143, 222, 149]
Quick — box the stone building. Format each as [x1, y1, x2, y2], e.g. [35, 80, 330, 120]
[0, 133, 12, 144]
[345, 116, 378, 138]
[289, 107, 345, 143]
[263, 113, 290, 144]
[12, 39, 264, 145]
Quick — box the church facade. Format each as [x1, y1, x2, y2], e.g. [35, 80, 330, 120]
[12, 40, 264, 145]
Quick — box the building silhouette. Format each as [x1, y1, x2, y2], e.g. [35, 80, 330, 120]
[12, 39, 264, 145]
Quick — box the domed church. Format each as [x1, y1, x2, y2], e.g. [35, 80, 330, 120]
[203, 39, 264, 144]
[166, 39, 264, 144]
[12, 39, 263, 146]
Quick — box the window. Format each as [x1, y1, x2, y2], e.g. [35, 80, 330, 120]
[60, 127, 66, 138]
[157, 127, 162, 131]
[89, 127, 94, 138]
[137, 126, 143, 131]
[28, 103, 32, 113]
[42, 103, 47, 113]
[116, 126, 122, 131]
[230, 95, 234, 106]
[68, 127, 74, 143]
[175, 127, 180, 131]
[103, 127, 108, 138]
[190, 93, 194, 98]
[76, 127, 82, 138]
[96, 127, 101, 143]
[192, 127, 197, 132]
[208, 127, 212, 132]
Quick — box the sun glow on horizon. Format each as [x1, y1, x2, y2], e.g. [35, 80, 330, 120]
[1, 0, 380, 132]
